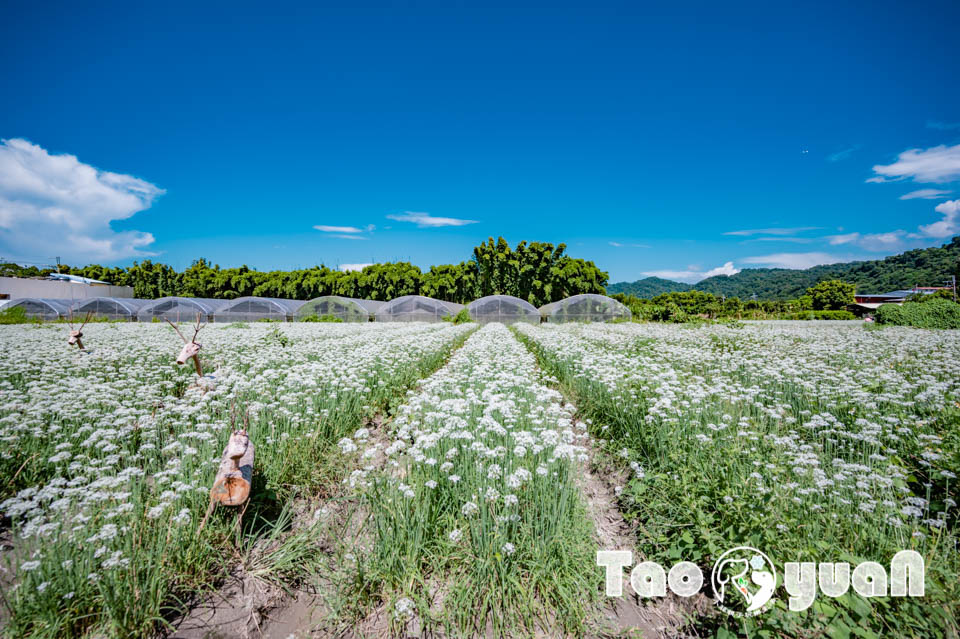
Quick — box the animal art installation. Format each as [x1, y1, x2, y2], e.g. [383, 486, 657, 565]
[165, 313, 206, 376]
[67, 311, 92, 350]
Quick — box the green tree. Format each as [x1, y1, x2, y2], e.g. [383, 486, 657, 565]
[805, 279, 855, 310]
[422, 262, 478, 304]
[356, 262, 423, 300]
[723, 296, 743, 318]
[471, 237, 608, 306]
[179, 258, 220, 298]
[124, 260, 180, 299]
[651, 290, 719, 315]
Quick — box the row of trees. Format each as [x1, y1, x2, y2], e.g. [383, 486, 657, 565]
[0, 238, 609, 308]
[611, 280, 858, 321]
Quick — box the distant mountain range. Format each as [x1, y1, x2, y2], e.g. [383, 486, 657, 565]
[608, 236, 960, 300]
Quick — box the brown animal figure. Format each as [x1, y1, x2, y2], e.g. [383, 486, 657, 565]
[211, 429, 255, 506]
[196, 418, 256, 536]
[165, 313, 205, 376]
[67, 311, 92, 349]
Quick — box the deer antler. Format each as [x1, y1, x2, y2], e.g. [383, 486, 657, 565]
[165, 318, 189, 344]
[67, 310, 87, 349]
[80, 311, 92, 331]
[191, 312, 206, 343]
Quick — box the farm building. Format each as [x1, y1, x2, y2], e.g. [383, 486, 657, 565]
[70, 297, 152, 320]
[850, 287, 952, 313]
[0, 275, 133, 301]
[213, 297, 306, 322]
[295, 296, 383, 322]
[375, 295, 464, 322]
[540, 294, 631, 323]
[467, 295, 540, 325]
[136, 297, 229, 323]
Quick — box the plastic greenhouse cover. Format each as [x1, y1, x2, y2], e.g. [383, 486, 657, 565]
[467, 295, 540, 325]
[136, 297, 230, 322]
[5, 298, 73, 320]
[212, 297, 306, 322]
[375, 295, 460, 322]
[538, 301, 560, 316]
[295, 296, 375, 322]
[353, 299, 386, 313]
[539, 294, 632, 323]
[69, 297, 152, 319]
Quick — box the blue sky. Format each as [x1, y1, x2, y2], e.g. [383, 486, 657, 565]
[1, 0, 959, 283]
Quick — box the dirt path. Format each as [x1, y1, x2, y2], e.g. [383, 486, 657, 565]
[168, 326, 707, 638]
[169, 331, 478, 639]
[168, 420, 389, 639]
[512, 327, 708, 638]
[577, 442, 709, 638]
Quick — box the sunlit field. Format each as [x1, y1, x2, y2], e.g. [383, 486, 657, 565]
[1, 321, 957, 637]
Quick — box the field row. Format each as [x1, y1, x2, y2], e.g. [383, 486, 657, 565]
[1, 321, 958, 637]
[336, 323, 596, 635]
[515, 321, 960, 636]
[0, 322, 473, 637]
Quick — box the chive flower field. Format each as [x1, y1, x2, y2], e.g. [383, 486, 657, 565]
[0, 321, 957, 637]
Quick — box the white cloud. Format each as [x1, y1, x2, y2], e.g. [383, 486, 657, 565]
[313, 223, 375, 239]
[826, 233, 860, 246]
[899, 189, 952, 200]
[743, 237, 813, 244]
[723, 226, 820, 236]
[869, 144, 960, 184]
[641, 261, 740, 284]
[0, 138, 163, 263]
[927, 121, 960, 131]
[314, 224, 372, 233]
[339, 263, 373, 272]
[828, 146, 858, 162]
[826, 230, 908, 251]
[866, 231, 908, 246]
[918, 200, 960, 239]
[386, 211, 478, 228]
[827, 198, 959, 249]
[609, 241, 652, 248]
[703, 261, 740, 277]
[740, 252, 849, 269]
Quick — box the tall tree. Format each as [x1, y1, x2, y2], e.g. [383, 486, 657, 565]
[806, 279, 856, 310]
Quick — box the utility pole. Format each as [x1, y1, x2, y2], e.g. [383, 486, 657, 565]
[55, 256, 61, 274]
[950, 275, 957, 303]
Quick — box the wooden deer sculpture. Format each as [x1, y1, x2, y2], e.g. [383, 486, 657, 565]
[67, 311, 92, 350]
[197, 410, 255, 535]
[165, 313, 205, 376]
[210, 427, 255, 506]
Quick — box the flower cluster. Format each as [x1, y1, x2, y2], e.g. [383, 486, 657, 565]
[350, 323, 592, 631]
[516, 321, 959, 563]
[0, 321, 472, 633]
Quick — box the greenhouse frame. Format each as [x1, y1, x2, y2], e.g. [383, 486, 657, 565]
[375, 295, 464, 322]
[136, 297, 230, 323]
[467, 295, 541, 325]
[69, 297, 152, 321]
[539, 294, 632, 323]
[295, 296, 381, 322]
[213, 297, 306, 322]
[2, 298, 73, 321]
[354, 298, 387, 315]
